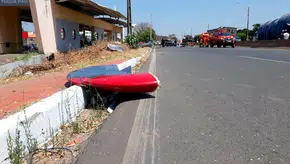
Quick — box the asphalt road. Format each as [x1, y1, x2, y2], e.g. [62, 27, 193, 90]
[76, 47, 290, 164]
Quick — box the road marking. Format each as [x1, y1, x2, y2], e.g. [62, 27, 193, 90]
[236, 84, 256, 89]
[200, 78, 212, 82]
[122, 49, 160, 164]
[141, 94, 152, 164]
[151, 60, 160, 164]
[268, 96, 285, 103]
[239, 56, 290, 64]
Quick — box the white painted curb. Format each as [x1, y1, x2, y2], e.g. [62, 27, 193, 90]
[0, 86, 85, 163]
[0, 50, 152, 163]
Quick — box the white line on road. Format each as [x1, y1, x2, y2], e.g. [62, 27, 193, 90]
[236, 84, 256, 89]
[122, 49, 160, 164]
[239, 56, 290, 64]
[151, 57, 160, 164]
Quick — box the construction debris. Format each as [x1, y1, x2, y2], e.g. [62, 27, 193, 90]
[107, 44, 125, 52]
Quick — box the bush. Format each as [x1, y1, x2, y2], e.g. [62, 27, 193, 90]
[125, 35, 138, 49]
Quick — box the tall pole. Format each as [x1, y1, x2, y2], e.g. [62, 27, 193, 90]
[150, 14, 152, 41]
[191, 28, 192, 37]
[127, 0, 132, 36]
[246, 6, 250, 41]
[208, 24, 210, 31]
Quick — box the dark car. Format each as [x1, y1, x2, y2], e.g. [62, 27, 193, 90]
[164, 39, 176, 47]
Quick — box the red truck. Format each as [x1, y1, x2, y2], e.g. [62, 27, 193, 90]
[208, 29, 236, 48]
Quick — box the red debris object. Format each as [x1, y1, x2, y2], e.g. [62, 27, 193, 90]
[66, 137, 82, 146]
[69, 73, 160, 93]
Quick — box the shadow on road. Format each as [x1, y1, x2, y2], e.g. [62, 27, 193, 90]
[115, 93, 155, 107]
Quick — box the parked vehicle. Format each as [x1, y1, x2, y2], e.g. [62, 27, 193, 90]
[235, 36, 242, 42]
[163, 39, 176, 47]
[23, 44, 38, 51]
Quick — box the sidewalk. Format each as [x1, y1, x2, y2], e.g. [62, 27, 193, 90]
[0, 59, 125, 119]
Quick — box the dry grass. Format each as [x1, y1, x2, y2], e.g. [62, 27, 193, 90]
[32, 109, 109, 164]
[0, 42, 149, 84]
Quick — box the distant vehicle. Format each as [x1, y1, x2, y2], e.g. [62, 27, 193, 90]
[177, 43, 186, 47]
[154, 41, 161, 46]
[138, 41, 153, 48]
[235, 36, 242, 42]
[163, 39, 176, 47]
[23, 44, 38, 51]
[209, 30, 236, 48]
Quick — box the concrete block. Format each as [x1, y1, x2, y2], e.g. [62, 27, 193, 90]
[0, 55, 44, 79]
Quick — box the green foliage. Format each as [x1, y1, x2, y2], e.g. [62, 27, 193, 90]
[72, 116, 81, 134]
[7, 129, 25, 164]
[12, 52, 38, 61]
[125, 35, 138, 49]
[6, 111, 38, 164]
[237, 32, 247, 41]
[194, 35, 200, 42]
[236, 24, 261, 41]
[252, 24, 261, 33]
[21, 111, 38, 163]
[136, 29, 156, 43]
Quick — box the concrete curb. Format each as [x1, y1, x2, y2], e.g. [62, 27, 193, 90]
[0, 51, 152, 163]
[0, 85, 85, 163]
[0, 55, 45, 79]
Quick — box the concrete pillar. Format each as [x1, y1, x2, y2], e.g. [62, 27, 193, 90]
[29, 0, 57, 54]
[91, 26, 96, 43]
[107, 31, 113, 41]
[0, 7, 22, 54]
[121, 32, 123, 43]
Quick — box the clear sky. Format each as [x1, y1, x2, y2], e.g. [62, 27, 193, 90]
[24, 0, 290, 38]
[94, 0, 290, 37]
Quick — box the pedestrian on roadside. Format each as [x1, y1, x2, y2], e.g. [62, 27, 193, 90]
[283, 30, 289, 40]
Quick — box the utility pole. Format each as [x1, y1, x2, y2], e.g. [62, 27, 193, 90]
[150, 14, 152, 41]
[127, 0, 132, 36]
[246, 6, 250, 41]
[208, 24, 210, 31]
[191, 28, 192, 37]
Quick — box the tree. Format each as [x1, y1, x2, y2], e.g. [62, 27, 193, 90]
[237, 28, 248, 41]
[193, 35, 200, 42]
[184, 35, 193, 42]
[134, 22, 156, 42]
[168, 34, 178, 41]
[133, 23, 151, 34]
[136, 29, 156, 42]
[252, 24, 261, 33]
[237, 32, 247, 41]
